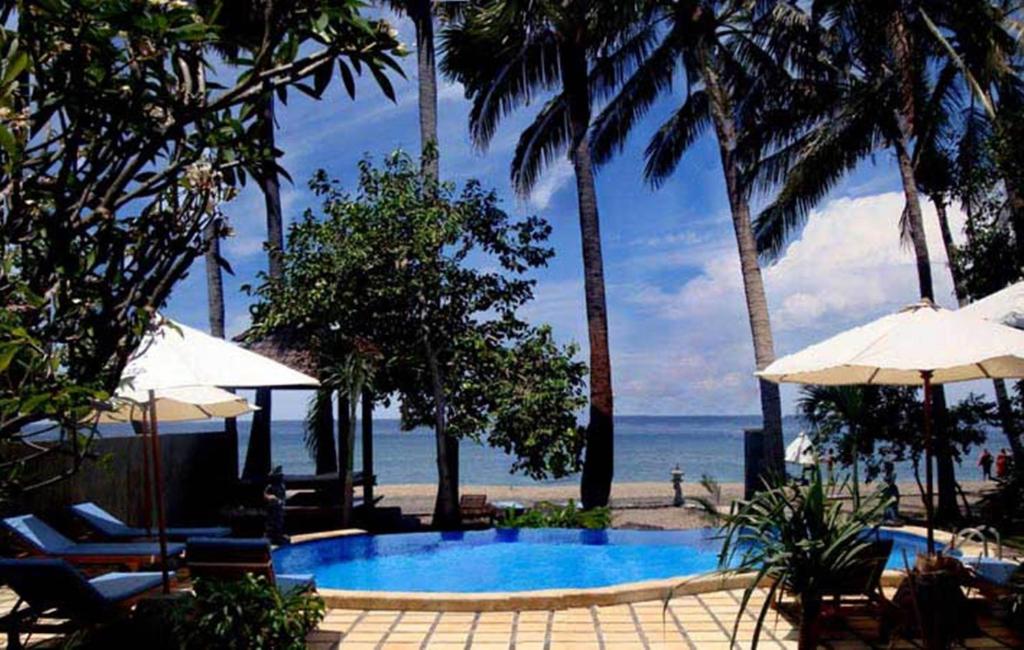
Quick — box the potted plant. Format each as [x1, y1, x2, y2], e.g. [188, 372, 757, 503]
[719, 466, 889, 650]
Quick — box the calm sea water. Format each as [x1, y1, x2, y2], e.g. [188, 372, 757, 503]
[109, 415, 990, 486]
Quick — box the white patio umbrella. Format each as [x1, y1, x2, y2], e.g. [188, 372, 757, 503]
[91, 315, 317, 593]
[124, 318, 319, 389]
[957, 280, 1024, 329]
[785, 431, 816, 466]
[759, 299, 1024, 553]
[95, 385, 255, 424]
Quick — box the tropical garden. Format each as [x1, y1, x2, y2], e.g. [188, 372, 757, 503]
[3, 0, 1024, 646]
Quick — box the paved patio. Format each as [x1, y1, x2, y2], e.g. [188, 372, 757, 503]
[1, 586, 1019, 648]
[306, 588, 1021, 649]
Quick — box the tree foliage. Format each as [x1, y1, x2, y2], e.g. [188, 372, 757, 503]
[799, 385, 992, 490]
[247, 152, 588, 491]
[0, 0, 402, 496]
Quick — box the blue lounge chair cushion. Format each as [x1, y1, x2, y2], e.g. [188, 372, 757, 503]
[0, 558, 162, 620]
[84, 571, 164, 601]
[60, 541, 186, 558]
[2, 514, 74, 553]
[71, 502, 231, 540]
[2, 514, 184, 559]
[276, 574, 316, 594]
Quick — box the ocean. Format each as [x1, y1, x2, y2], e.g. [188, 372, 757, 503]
[113, 415, 991, 486]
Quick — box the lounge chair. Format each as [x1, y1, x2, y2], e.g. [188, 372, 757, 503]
[185, 537, 315, 594]
[821, 539, 895, 608]
[2, 514, 185, 570]
[0, 558, 165, 649]
[459, 494, 496, 527]
[71, 502, 231, 541]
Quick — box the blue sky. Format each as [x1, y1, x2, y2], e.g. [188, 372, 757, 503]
[165, 14, 977, 420]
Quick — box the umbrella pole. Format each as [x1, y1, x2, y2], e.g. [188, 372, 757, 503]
[140, 408, 153, 535]
[922, 371, 936, 555]
[147, 390, 171, 594]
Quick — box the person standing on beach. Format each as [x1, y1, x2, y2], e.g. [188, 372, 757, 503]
[979, 448, 994, 481]
[996, 448, 1011, 479]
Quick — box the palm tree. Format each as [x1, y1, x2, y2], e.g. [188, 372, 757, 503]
[750, 1, 972, 523]
[440, 0, 652, 508]
[590, 0, 787, 484]
[382, 0, 459, 522]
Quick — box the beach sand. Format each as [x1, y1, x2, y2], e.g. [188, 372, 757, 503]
[376, 480, 991, 530]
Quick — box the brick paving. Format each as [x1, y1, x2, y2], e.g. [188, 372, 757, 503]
[1, 586, 1019, 649]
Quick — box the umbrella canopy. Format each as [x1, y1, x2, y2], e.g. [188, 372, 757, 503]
[785, 431, 815, 466]
[95, 386, 255, 424]
[122, 317, 320, 390]
[958, 280, 1024, 329]
[759, 298, 1024, 555]
[758, 300, 1024, 386]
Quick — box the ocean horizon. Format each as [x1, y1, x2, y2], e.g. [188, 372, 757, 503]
[103, 415, 991, 486]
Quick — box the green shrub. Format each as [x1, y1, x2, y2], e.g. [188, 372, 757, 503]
[496, 500, 611, 529]
[172, 575, 325, 650]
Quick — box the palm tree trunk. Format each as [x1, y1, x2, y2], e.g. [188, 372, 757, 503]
[242, 93, 284, 480]
[933, 196, 1024, 461]
[411, 0, 439, 183]
[705, 66, 784, 482]
[560, 46, 614, 510]
[894, 140, 958, 523]
[204, 221, 226, 338]
[410, 1, 458, 524]
[203, 219, 238, 475]
[260, 95, 285, 282]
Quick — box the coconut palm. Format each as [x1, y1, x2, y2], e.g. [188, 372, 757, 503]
[590, 0, 791, 482]
[749, 1, 978, 523]
[440, 0, 653, 508]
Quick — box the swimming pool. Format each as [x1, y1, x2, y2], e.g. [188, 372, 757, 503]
[273, 528, 933, 593]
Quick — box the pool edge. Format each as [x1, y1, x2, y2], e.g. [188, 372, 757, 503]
[296, 525, 942, 611]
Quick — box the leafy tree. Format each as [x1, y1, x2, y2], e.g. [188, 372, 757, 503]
[247, 153, 588, 527]
[0, 0, 401, 498]
[440, 0, 652, 509]
[799, 385, 991, 513]
[590, 0, 793, 487]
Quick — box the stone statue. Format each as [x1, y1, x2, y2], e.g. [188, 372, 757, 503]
[672, 465, 685, 507]
[264, 465, 289, 545]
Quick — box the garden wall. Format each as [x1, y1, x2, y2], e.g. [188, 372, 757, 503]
[12, 431, 236, 529]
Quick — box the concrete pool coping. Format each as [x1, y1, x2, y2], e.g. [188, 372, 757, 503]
[287, 525, 966, 611]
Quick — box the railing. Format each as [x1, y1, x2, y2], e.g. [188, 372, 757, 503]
[950, 525, 1002, 559]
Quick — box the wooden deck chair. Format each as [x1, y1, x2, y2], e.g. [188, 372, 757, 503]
[0, 558, 165, 649]
[185, 537, 315, 594]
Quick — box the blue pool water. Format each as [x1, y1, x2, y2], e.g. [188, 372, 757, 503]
[273, 528, 933, 593]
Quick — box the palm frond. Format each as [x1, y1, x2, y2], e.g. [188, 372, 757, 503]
[440, 17, 561, 151]
[590, 32, 684, 168]
[643, 90, 712, 188]
[510, 93, 572, 198]
[753, 94, 884, 260]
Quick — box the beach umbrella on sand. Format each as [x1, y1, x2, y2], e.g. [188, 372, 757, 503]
[758, 299, 1024, 554]
[785, 431, 815, 466]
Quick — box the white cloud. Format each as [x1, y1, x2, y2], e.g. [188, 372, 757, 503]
[607, 191, 968, 415]
[527, 159, 574, 210]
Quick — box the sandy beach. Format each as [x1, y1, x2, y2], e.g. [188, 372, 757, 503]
[377, 480, 992, 529]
